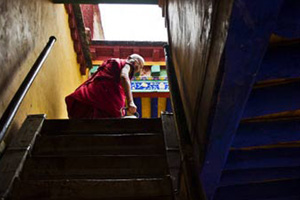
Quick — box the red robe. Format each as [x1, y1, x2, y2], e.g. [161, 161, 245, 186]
[65, 58, 133, 119]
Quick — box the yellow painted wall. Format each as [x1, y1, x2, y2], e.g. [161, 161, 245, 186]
[0, 0, 87, 146]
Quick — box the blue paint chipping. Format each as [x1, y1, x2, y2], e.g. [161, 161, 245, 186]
[151, 98, 158, 118]
[134, 97, 142, 118]
[199, 0, 285, 199]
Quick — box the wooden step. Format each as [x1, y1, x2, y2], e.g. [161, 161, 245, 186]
[41, 119, 163, 135]
[232, 118, 300, 148]
[225, 147, 300, 170]
[32, 134, 165, 156]
[10, 178, 173, 199]
[214, 178, 300, 200]
[220, 166, 300, 186]
[21, 155, 169, 180]
[242, 80, 300, 118]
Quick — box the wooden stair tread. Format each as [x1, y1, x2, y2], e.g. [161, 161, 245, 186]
[41, 119, 163, 135]
[11, 178, 173, 199]
[32, 134, 165, 156]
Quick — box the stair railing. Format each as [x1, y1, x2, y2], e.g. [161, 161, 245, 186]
[0, 36, 56, 143]
[164, 45, 206, 200]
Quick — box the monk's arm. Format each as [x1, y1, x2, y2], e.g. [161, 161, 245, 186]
[120, 64, 137, 114]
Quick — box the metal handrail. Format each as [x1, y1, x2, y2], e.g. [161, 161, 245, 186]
[0, 36, 56, 142]
[164, 44, 206, 200]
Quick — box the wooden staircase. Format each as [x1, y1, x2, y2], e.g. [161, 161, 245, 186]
[213, 40, 300, 199]
[1, 116, 175, 199]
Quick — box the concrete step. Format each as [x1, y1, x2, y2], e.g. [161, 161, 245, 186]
[41, 118, 163, 135]
[11, 178, 173, 199]
[21, 155, 169, 180]
[32, 134, 165, 156]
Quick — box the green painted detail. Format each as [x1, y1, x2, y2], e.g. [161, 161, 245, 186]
[160, 68, 167, 77]
[89, 66, 99, 76]
[151, 65, 160, 76]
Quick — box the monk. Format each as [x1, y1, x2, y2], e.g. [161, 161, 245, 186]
[65, 54, 145, 119]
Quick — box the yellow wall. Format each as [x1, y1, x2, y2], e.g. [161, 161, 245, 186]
[0, 0, 87, 146]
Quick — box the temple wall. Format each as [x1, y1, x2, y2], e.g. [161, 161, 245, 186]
[0, 0, 87, 146]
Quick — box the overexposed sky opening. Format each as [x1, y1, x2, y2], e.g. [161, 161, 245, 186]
[99, 4, 168, 41]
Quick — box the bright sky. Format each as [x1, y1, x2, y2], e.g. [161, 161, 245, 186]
[99, 4, 168, 41]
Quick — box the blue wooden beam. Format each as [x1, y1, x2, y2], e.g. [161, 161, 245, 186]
[242, 81, 300, 118]
[151, 98, 158, 118]
[232, 119, 300, 148]
[274, 0, 300, 38]
[199, 0, 284, 199]
[225, 147, 300, 170]
[256, 44, 300, 82]
[214, 178, 300, 200]
[220, 166, 300, 187]
[134, 97, 142, 118]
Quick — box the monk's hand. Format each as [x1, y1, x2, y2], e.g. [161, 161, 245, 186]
[128, 101, 137, 115]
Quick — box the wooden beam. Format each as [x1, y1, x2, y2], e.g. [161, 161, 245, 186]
[53, 0, 158, 4]
[199, 0, 285, 199]
[151, 98, 158, 118]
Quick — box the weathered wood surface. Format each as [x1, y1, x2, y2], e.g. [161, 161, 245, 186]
[32, 134, 165, 156]
[161, 113, 181, 195]
[21, 155, 168, 180]
[0, 115, 45, 198]
[11, 178, 172, 199]
[41, 118, 163, 134]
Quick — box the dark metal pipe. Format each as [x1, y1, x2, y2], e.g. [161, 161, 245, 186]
[0, 36, 56, 142]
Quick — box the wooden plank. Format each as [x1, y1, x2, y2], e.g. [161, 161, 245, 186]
[41, 118, 162, 134]
[220, 166, 300, 187]
[242, 81, 300, 118]
[255, 44, 300, 82]
[32, 134, 165, 156]
[274, 0, 300, 38]
[11, 178, 172, 199]
[0, 150, 28, 198]
[8, 115, 46, 150]
[21, 155, 168, 180]
[199, 0, 285, 199]
[232, 118, 300, 148]
[1, 115, 45, 198]
[214, 178, 300, 200]
[225, 147, 300, 170]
